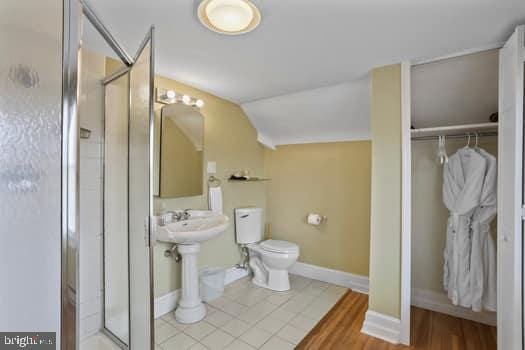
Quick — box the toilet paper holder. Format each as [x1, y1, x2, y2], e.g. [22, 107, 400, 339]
[306, 213, 328, 225]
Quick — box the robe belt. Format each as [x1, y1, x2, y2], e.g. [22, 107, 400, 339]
[449, 213, 471, 234]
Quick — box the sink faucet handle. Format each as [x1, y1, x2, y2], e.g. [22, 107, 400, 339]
[159, 210, 178, 224]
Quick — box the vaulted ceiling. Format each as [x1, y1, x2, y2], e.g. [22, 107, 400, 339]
[86, 0, 525, 145]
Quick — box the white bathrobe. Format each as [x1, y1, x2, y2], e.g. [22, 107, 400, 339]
[469, 148, 497, 312]
[443, 147, 486, 307]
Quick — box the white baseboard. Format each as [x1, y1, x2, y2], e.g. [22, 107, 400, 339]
[224, 266, 250, 284]
[411, 288, 496, 326]
[361, 310, 401, 344]
[154, 289, 181, 319]
[289, 261, 369, 294]
[154, 266, 250, 319]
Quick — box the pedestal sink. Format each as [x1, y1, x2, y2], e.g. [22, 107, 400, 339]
[156, 210, 229, 324]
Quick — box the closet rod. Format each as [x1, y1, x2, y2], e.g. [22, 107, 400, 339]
[411, 122, 498, 138]
[412, 131, 498, 141]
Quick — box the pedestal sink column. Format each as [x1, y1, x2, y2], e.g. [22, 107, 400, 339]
[175, 243, 206, 323]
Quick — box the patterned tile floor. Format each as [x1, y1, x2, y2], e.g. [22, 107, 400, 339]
[79, 274, 347, 350]
[155, 274, 348, 350]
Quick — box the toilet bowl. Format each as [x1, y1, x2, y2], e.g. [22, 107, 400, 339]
[247, 239, 299, 291]
[234, 207, 300, 292]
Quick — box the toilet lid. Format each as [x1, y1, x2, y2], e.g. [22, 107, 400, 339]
[260, 239, 299, 254]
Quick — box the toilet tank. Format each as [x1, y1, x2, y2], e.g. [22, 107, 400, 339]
[235, 207, 263, 244]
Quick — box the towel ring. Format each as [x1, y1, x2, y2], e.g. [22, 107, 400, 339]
[208, 175, 221, 187]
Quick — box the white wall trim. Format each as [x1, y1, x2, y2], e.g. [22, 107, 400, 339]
[400, 61, 412, 346]
[411, 288, 497, 326]
[412, 42, 504, 66]
[273, 135, 371, 147]
[154, 267, 249, 318]
[361, 310, 401, 344]
[154, 289, 181, 319]
[257, 132, 276, 150]
[224, 266, 250, 285]
[289, 261, 369, 294]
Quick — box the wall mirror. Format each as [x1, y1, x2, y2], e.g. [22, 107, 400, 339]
[156, 103, 204, 198]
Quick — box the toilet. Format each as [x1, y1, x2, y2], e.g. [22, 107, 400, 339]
[235, 207, 299, 291]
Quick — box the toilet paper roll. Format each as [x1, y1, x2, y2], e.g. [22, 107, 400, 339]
[307, 213, 322, 225]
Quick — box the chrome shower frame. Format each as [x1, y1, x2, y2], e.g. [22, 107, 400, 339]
[61, 0, 155, 348]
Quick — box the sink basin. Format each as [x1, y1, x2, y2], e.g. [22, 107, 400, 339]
[155, 210, 229, 324]
[156, 211, 229, 244]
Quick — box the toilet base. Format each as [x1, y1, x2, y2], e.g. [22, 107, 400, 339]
[252, 269, 291, 292]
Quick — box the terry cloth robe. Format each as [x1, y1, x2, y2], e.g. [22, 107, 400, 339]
[443, 147, 487, 307]
[469, 148, 497, 312]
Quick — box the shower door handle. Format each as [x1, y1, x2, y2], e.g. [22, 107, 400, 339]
[144, 216, 156, 247]
[144, 217, 149, 246]
[149, 215, 157, 247]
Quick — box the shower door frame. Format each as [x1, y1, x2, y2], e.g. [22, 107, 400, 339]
[101, 69, 131, 349]
[61, 0, 155, 348]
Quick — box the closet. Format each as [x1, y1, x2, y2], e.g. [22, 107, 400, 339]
[410, 49, 499, 336]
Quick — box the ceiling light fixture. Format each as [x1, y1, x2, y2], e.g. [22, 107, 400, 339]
[198, 0, 261, 35]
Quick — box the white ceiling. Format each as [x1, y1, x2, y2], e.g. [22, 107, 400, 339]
[84, 0, 525, 145]
[242, 78, 370, 146]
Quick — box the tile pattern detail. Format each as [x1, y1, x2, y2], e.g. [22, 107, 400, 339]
[154, 274, 347, 349]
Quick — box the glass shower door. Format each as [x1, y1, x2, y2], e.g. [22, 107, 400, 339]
[100, 24, 155, 350]
[128, 29, 155, 350]
[104, 72, 130, 345]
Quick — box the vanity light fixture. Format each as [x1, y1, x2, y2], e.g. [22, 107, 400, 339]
[195, 99, 205, 108]
[156, 88, 205, 108]
[197, 0, 261, 35]
[182, 94, 192, 105]
[166, 90, 176, 99]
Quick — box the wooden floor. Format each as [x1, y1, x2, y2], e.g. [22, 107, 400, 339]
[297, 290, 497, 350]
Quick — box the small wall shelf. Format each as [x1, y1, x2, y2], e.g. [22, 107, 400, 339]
[228, 177, 270, 182]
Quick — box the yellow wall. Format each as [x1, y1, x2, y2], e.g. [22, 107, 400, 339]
[264, 142, 371, 276]
[153, 76, 266, 297]
[368, 64, 402, 318]
[160, 118, 203, 197]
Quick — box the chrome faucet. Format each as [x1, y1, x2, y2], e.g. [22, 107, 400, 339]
[159, 209, 191, 226]
[175, 209, 191, 221]
[180, 209, 191, 220]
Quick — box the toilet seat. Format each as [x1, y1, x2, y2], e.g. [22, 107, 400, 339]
[259, 239, 299, 254]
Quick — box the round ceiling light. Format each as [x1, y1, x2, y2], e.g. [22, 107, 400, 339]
[198, 0, 261, 35]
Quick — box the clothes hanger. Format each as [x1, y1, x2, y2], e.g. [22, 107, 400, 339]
[437, 135, 448, 164]
[464, 133, 471, 149]
[442, 135, 448, 164]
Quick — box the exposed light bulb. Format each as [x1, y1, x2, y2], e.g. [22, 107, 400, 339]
[195, 99, 204, 108]
[182, 95, 192, 105]
[166, 90, 176, 99]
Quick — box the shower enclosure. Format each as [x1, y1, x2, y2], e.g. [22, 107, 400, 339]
[77, 1, 155, 349]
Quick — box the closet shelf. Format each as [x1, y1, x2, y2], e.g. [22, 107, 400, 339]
[411, 122, 498, 138]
